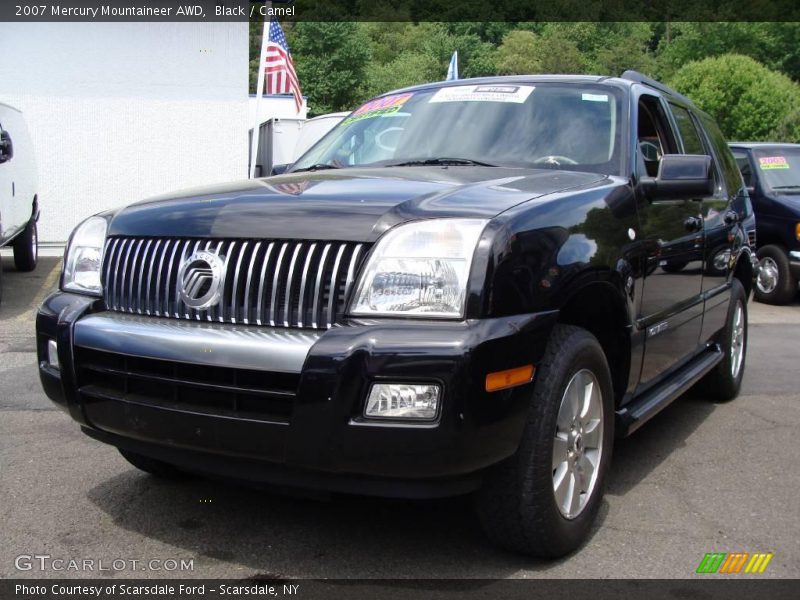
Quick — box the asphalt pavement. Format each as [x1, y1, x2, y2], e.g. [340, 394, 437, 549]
[1, 256, 798, 579]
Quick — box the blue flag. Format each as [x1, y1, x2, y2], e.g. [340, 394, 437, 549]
[446, 51, 459, 81]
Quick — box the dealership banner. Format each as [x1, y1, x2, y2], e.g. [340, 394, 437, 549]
[1, 0, 799, 22]
[4, 579, 800, 600]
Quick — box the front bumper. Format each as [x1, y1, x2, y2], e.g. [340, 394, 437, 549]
[37, 292, 558, 497]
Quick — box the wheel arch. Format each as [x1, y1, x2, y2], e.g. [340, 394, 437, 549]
[555, 276, 632, 407]
[732, 246, 755, 299]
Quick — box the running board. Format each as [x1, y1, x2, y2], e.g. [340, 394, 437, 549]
[616, 347, 723, 437]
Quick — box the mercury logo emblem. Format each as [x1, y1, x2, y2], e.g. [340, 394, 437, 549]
[177, 250, 225, 310]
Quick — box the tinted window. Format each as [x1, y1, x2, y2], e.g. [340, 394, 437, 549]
[294, 84, 625, 175]
[731, 149, 753, 187]
[751, 147, 800, 191]
[636, 96, 676, 177]
[669, 104, 705, 155]
[697, 113, 743, 195]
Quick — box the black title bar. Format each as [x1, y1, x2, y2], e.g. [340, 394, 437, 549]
[1, 0, 799, 22]
[4, 579, 800, 600]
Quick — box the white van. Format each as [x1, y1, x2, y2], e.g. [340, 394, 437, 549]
[0, 102, 39, 302]
[292, 112, 348, 161]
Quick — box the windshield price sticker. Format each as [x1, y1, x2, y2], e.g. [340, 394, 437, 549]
[759, 156, 790, 170]
[342, 93, 414, 125]
[582, 93, 609, 102]
[430, 85, 535, 104]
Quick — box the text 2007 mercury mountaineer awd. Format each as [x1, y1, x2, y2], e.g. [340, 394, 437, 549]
[37, 73, 754, 557]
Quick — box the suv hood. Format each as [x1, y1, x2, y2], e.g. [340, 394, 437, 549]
[109, 167, 607, 241]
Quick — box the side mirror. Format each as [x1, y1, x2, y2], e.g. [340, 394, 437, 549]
[0, 131, 12, 164]
[270, 163, 289, 176]
[641, 154, 713, 200]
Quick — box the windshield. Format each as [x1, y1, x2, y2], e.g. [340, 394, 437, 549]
[292, 83, 624, 175]
[753, 147, 800, 191]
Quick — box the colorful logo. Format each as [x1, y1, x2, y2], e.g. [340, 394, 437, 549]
[696, 552, 774, 574]
[342, 93, 414, 125]
[758, 156, 790, 170]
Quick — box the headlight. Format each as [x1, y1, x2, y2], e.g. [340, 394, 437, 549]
[62, 216, 108, 296]
[350, 218, 487, 318]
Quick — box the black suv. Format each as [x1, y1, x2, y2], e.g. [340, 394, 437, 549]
[37, 72, 754, 557]
[730, 143, 800, 305]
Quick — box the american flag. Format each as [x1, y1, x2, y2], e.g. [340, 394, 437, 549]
[264, 20, 303, 112]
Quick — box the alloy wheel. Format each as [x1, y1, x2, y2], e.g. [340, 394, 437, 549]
[552, 369, 604, 519]
[730, 301, 745, 379]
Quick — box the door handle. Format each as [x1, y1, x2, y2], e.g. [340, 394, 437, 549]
[724, 210, 739, 224]
[684, 216, 703, 232]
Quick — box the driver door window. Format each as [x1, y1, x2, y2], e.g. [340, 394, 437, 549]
[636, 96, 675, 177]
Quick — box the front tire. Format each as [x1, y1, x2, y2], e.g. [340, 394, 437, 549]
[475, 325, 614, 557]
[754, 245, 796, 305]
[13, 218, 38, 272]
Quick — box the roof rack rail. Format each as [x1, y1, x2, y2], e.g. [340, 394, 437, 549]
[620, 70, 693, 105]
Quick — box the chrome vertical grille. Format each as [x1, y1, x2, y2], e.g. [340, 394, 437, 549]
[102, 237, 367, 329]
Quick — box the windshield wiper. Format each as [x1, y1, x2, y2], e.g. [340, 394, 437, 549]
[385, 157, 499, 168]
[292, 163, 341, 173]
[772, 185, 800, 190]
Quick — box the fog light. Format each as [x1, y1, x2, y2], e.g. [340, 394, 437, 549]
[47, 339, 59, 370]
[364, 383, 441, 420]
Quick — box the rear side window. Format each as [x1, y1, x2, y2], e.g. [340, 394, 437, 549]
[731, 149, 753, 187]
[669, 104, 705, 155]
[697, 113, 744, 196]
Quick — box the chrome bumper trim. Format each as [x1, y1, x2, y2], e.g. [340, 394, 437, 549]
[73, 313, 321, 373]
[789, 250, 800, 261]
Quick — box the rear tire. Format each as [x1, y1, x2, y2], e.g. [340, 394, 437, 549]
[697, 278, 747, 402]
[754, 245, 796, 305]
[118, 449, 187, 479]
[475, 324, 614, 557]
[13, 218, 38, 272]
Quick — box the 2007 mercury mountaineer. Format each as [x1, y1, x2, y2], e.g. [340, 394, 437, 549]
[37, 72, 755, 557]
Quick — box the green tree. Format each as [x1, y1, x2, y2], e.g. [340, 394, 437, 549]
[655, 23, 800, 81]
[494, 29, 585, 75]
[669, 54, 800, 142]
[494, 23, 656, 77]
[247, 21, 800, 125]
[361, 22, 496, 98]
[287, 22, 372, 115]
[494, 30, 541, 75]
[362, 52, 442, 99]
[444, 22, 514, 46]
[586, 23, 656, 76]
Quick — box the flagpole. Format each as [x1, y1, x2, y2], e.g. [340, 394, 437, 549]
[249, 1, 272, 179]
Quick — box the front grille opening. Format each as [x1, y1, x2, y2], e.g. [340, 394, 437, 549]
[75, 348, 299, 423]
[103, 237, 368, 330]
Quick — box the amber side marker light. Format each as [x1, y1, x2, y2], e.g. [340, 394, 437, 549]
[485, 365, 535, 392]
